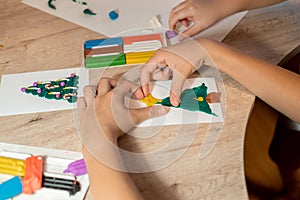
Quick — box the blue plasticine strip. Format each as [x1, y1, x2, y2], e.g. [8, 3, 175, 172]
[84, 37, 123, 49]
[0, 176, 22, 200]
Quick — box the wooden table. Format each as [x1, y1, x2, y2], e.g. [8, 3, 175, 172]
[0, 0, 299, 199]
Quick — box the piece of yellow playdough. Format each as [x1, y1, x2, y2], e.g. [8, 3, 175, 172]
[139, 94, 162, 106]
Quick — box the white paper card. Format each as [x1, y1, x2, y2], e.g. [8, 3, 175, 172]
[22, 0, 247, 41]
[0, 68, 89, 116]
[132, 78, 224, 127]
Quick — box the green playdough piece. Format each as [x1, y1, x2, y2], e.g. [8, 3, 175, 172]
[83, 8, 96, 15]
[157, 83, 217, 116]
[48, 0, 56, 10]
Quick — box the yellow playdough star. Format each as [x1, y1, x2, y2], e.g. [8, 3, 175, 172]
[140, 93, 162, 106]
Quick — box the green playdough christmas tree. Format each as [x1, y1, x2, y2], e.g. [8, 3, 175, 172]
[140, 83, 220, 116]
[21, 73, 79, 103]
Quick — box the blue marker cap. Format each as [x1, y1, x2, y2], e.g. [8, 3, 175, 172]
[0, 176, 23, 199]
[109, 10, 119, 21]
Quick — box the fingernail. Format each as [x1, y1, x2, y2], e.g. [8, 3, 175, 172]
[171, 96, 180, 106]
[134, 90, 144, 100]
[142, 85, 149, 97]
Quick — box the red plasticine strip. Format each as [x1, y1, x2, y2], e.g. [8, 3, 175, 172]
[123, 33, 162, 45]
[22, 156, 43, 194]
[63, 159, 87, 176]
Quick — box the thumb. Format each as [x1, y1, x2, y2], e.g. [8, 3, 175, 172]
[170, 70, 186, 106]
[130, 106, 170, 124]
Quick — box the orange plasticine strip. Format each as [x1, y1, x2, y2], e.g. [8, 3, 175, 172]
[123, 33, 162, 45]
[22, 156, 43, 194]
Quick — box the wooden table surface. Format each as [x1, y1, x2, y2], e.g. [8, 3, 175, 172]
[0, 0, 299, 199]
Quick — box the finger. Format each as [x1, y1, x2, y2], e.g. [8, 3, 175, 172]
[83, 85, 97, 106]
[114, 79, 141, 101]
[169, 7, 191, 31]
[169, 2, 186, 30]
[169, 71, 186, 106]
[180, 19, 190, 27]
[133, 87, 145, 100]
[162, 67, 173, 80]
[110, 80, 146, 132]
[152, 66, 173, 81]
[96, 78, 117, 97]
[129, 106, 170, 124]
[170, 1, 186, 13]
[140, 61, 160, 96]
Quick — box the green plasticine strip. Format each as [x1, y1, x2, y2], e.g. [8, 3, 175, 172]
[85, 54, 126, 68]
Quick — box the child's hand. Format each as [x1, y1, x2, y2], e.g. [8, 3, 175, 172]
[140, 38, 212, 106]
[169, 0, 230, 40]
[77, 78, 170, 145]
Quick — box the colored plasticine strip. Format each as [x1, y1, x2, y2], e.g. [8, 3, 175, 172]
[123, 40, 162, 53]
[42, 172, 81, 195]
[0, 156, 26, 177]
[0, 176, 22, 199]
[84, 37, 123, 49]
[125, 51, 156, 64]
[85, 54, 126, 68]
[123, 33, 162, 45]
[63, 159, 87, 176]
[84, 45, 124, 57]
[22, 156, 43, 194]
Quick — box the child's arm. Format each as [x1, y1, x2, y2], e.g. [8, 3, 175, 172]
[140, 38, 300, 123]
[169, 0, 286, 40]
[200, 39, 300, 123]
[77, 79, 169, 200]
[82, 146, 143, 200]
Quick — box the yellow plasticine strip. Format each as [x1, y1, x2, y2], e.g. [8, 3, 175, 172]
[125, 51, 156, 64]
[0, 156, 26, 177]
